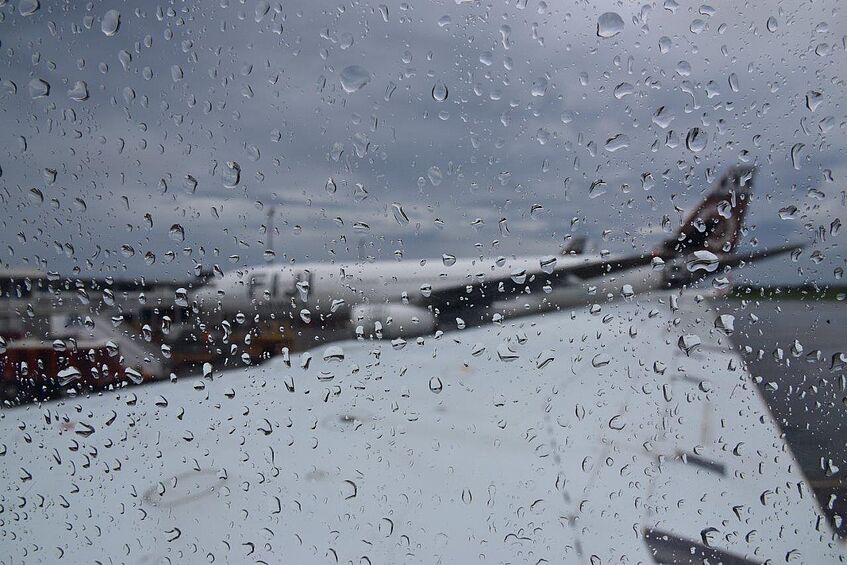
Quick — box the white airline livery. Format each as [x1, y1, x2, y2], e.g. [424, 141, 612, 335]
[193, 165, 801, 339]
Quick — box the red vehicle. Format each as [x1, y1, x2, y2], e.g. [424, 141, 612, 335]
[0, 339, 150, 403]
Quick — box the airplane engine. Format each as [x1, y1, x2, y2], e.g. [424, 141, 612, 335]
[351, 304, 436, 339]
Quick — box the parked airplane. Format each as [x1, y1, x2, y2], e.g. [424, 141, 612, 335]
[193, 166, 802, 339]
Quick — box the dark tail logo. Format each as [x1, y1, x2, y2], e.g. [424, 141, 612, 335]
[658, 165, 754, 257]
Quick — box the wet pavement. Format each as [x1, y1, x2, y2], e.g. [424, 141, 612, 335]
[722, 297, 847, 538]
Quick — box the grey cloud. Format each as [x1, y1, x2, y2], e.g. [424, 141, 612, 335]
[0, 0, 844, 283]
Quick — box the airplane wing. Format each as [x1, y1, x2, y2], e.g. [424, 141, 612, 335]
[1, 290, 839, 563]
[413, 253, 656, 312]
[416, 243, 804, 317]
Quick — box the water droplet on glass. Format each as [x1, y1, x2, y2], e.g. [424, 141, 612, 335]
[728, 72, 740, 92]
[779, 206, 797, 220]
[19, 0, 40, 16]
[497, 344, 520, 362]
[715, 314, 735, 335]
[805, 91, 823, 112]
[686, 250, 719, 272]
[340, 65, 371, 93]
[428, 376, 443, 393]
[685, 127, 708, 152]
[597, 12, 624, 38]
[323, 345, 344, 363]
[427, 166, 443, 186]
[790, 143, 804, 170]
[766, 16, 778, 32]
[67, 81, 89, 101]
[530, 76, 548, 97]
[28, 78, 50, 99]
[223, 161, 241, 188]
[391, 202, 409, 225]
[432, 80, 448, 101]
[101, 9, 121, 36]
[604, 133, 630, 152]
[169, 224, 185, 242]
[678, 334, 702, 356]
[652, 106, 674, 129]
[540, 256, 557, 274]
[592, 353, 610, 367]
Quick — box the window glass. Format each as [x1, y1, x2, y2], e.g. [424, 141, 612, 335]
[1, 1, 844, 562]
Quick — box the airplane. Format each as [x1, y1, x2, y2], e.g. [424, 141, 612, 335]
[192, 165, 803, 340]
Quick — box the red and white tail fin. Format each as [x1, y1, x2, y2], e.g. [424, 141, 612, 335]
[657, 165, 755, 257]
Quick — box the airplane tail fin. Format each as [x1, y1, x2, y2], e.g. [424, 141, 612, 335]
[657, 165, 755, 257]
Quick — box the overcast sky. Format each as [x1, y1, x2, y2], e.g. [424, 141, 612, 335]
[0, 0, 844, 284]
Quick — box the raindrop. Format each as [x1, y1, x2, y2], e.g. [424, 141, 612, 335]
[340, 65, 371, 93]
[323, 346, 345, 362]
[686, 250, 719, 272]
[728, 73, 740, 92]
[805, 91, 823, 112]
[779, 206, 797, 220]
[58, 366, 81, 386]
[223, 161, 241, 188]
[530, 77, 548, 97]
[608, 415, 626, 430]
[183, 175, 198, 194]
[101, 9, 121, 36]
[592, 353, 610, 367]
[685, 127, 708, 152]
[597, 12, 624, 38]
[67, 81, 89, 101]
[28, 78, 50, 99]
[497, 344, 519, 362]
[613, 82, 634, 99]
[428, 376, 443, 393]
[427, 166, 443, 186]
[540, 256, 557, 274]
[169, 224, 185, 242]
[678, 334, 702, 356]
[766, 16, 778, 32]
[714, 314, 735, 335]
[432, 80, 448, 102]
[790, 143, 804, 170]
[652, 106, 674, 129]
[391, 202, 409, 225]
[19, 0, 40, 16]
[604, 133, 630, 152]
